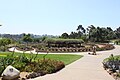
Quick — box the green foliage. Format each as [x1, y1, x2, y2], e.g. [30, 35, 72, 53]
[0, 53, 30, 74]
[44, 38, 84, 44]
[0, 65, 4, 75]
[44, 38, 84, 48]
[0, 38, 13, 46]
[0, 56, 14, 74]
[33, 38, 42, 43]
[96, 47, 105, 51]
[113, 39, 120, 45]
[60, 25, 119, 42]
[69, 31, 81, 39]
[36, 59, 65, 73]
[81, 35, 88, 42]
[16, 44, 33, 51]
[88, 26, 113, 42]
[103, 54, 120, 62]
[41, 54, 83, 65]
[0, 52, 82, 76]
[23, 59, 65, 74]
[0, 38, 13, 52]
[115, 27, 120, 39]
[87, 26, 117, 42]
[61, 33, 69, 39]
[22, 34, 33, 43]
[60, 25, 86, 39]
[96, 44, 114, 51]
[12, 62, 26, 71]
[0, 46, 8, 52]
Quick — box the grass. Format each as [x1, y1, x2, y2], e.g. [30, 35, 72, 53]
[0, 52, 83, 65]
[44, 54, 83, 65]
[0, 54, 7, 57]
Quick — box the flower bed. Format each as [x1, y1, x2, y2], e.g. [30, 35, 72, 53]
[103, 54, 120, 80]
[16, 44, 34, 51]
[14, 43, 115, 53]
[96, 44, 115, 51]
[0, 53, 65, 79]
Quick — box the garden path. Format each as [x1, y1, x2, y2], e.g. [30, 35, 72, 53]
[31, 45, 120, 80]
[9, 45, 120, 80]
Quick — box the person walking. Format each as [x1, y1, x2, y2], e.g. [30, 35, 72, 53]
[93, 45, 97, 55]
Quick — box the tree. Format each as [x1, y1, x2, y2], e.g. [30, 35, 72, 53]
[60, 25, 117, 42]
[69, 32, 78, 39]
[33, 38, 42, 43]
[22, 34, 33, 43]
[0, 38, 12, 46]
[0, 38, 13, 51]
[107, 27, 113, 31]
[87, 25, 96, 33]
[106, 27, 115, 40]
[61, 33, 69, 39]
[76, 25, 86, 38]
[87, 25, 96, 41]
[114, 27, 120, 39]
[87, 25, 113, 42]
[77, 25, 86, 33]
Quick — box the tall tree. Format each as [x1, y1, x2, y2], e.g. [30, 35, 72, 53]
[77, 25, 86, 34]
[87, 25, 96, 41]
[75, 25, 86, 39]
[114, 27, 120, 38]
[106, 27, 115, 40]
[87, 25, 113, 42]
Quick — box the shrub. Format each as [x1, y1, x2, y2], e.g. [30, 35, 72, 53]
[0, 65, 4, 75]
[96, 47, 105, 51]
[16, 44, 33, 51]
[96, 44, 114, 51]
[22, 59, 65, 77]
[102, 54, 120, 80]
[36, 59, 65, 74]
[0, 46, 8, 52]
[44, 38, 84, 48]
[12, 62, 26, 71]
[0, 53, 65, 78]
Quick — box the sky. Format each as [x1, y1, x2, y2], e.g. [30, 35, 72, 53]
[0, 0, 120, 35]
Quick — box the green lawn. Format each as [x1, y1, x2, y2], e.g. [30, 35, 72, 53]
[0, 52, 83, 65]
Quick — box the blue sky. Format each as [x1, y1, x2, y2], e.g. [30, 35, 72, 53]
[0, 0, 120, 35]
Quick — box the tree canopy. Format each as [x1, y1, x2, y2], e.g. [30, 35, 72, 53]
[22, 34, 33, 43]
[0, 38, 13, 46]
[60, 25, 119, 42]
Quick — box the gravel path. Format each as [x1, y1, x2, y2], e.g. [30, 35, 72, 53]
[30, 45, 120, 80]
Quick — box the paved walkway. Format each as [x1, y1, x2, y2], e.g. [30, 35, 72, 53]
[29, 45, 120, 80]
[9, 46, 120, 80]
